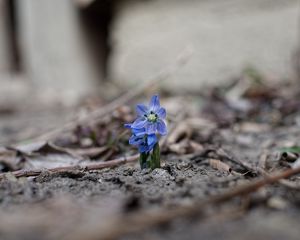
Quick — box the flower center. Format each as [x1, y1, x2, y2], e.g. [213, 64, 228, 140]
[147, 113, 157, 122]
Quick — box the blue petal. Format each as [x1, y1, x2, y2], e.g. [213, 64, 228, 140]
[149, 95, 160, 112]
[147, 134, 157, 146]
[124, 123, 132, 129]
[131, 127, 146, 136]
[156, 107, 166, 119]
[136, 104, 149, 116]
[157, 120, 167, 135]
[129, 135, 143, 145]
[138, 145, 148, 153]
[145, 122, 157, 134]
[132, 117, 147, 128]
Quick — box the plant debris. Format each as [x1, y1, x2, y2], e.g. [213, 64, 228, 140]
[1, 73, 300, 240]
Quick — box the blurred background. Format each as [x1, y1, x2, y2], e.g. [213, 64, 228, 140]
[0, 0, 299, 142]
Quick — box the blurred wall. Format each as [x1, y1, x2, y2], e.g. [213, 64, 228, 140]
[0, 0, 299, 103]
[0, 0, 9, 72]
[110, 0, 299, 92]
[17, 0, 102, 102]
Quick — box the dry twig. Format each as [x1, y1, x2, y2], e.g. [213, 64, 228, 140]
[0, 154, 139, 180]
[258, 166, 300, 189]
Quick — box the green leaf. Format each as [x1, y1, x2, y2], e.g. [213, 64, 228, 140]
[279, 146, 300, 153]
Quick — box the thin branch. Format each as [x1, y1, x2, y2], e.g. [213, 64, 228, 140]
[0, 154, 139, 180]
[258, 167, 300, 189]
[73, 165, 300, 240]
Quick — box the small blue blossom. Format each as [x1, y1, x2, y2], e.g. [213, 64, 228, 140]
[125, 94, 167, 167]
[131, 95, 167, 135]
[137, 134, 158, 153]
[125, 124, 157, 153]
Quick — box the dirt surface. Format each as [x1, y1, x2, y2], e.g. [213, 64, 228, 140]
[1, 126, 300, 240]
[1, 78, 300, 240]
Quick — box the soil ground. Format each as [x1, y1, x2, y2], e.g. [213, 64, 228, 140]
[1, 81, 300, 240]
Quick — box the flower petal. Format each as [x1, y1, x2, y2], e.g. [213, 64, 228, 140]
[129, 135, 143, 145]
[138, 144, 148, 153]
[149, 95, 160, 112]
[124, 123, 132, 129]
[136, 104, 148, 116]
[131, 127, 146, 136]
[132, 117, 147, 129]
[147, 134, 157, 146]
[156, 107, 166, 119]
[145, 122, 157, 134]
[157, 120, 167, 135]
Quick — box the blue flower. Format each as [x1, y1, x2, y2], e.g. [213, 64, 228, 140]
[135, 134, 158, 153]
[125, 124, 157, 153]
[131, 95, 167, 135]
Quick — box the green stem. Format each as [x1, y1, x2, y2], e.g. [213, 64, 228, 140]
[139, 152, 149, 169]
[149, 143, 160, 170]
[139, 143, 161, 170]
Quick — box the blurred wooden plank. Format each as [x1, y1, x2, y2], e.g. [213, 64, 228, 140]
[17, 0, 102, 103]
[0, 0, 10, 73]
[74, 0, 95, 8]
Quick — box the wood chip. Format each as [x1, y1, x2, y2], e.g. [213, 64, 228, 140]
[209, 159, 232, 173]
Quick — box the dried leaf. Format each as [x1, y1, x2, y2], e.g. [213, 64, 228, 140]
[215, 148, 231, 160]
[5, 141, 99, 171]
[22, 154, 89, 170]
[11, 141, 106, 160]
[168, 139, 204, 155]
[209, 159, 232, 173]
[234, 122, 270, 133]
[189, 140, 204, 153]
[168, 142, 188, 155]
[10, 141, 71, 156]
[167, 122, 191, 144]
[258, 151, 268, 170]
